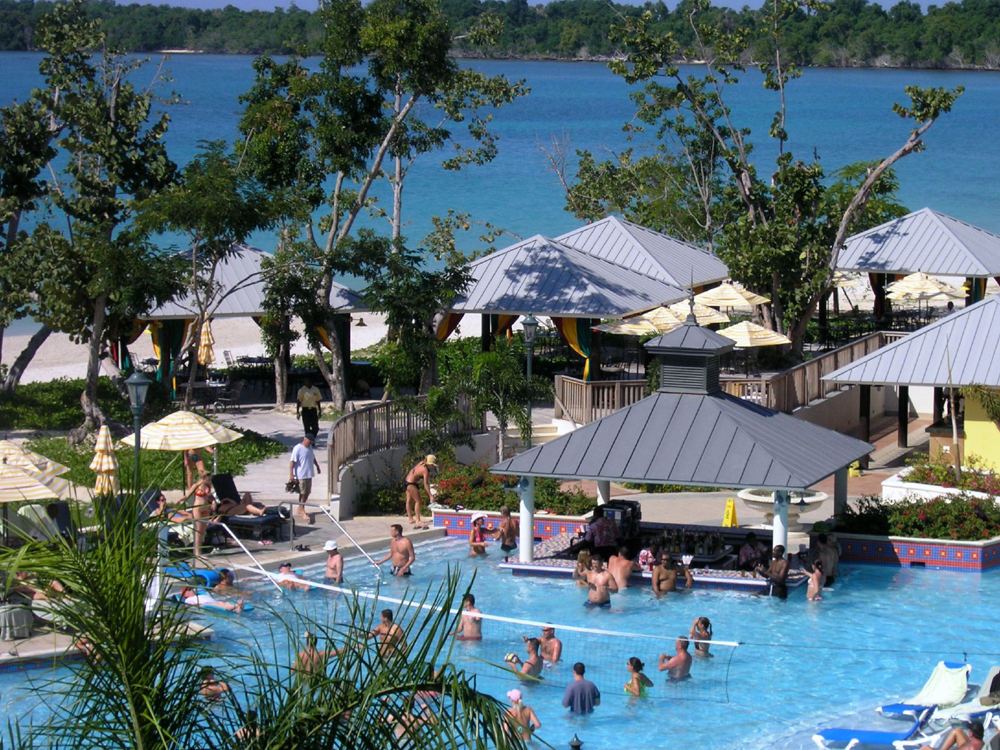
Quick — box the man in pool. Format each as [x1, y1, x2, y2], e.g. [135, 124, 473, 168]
[276, 562, 312, 592]
[507, 637, 543, 679]
[492, 505, 519, 562]
[535, 624, 562, 664]
[815, 533, 840, 586]
[562, 662, 600, 714]
[199, 666, 229, 701]
[370, 608, 407, 656]
[756, 545, 790, 599]
[376, 524, 415, 577]
[295, 631, 335, 676]
[324, 540, 343, 584]
[658, 636, 693, 682]
[652, 554, 694, 594]
[453, 593, 482, 641]
[607, 546, 640, 589]
[585, 555, 618, 606]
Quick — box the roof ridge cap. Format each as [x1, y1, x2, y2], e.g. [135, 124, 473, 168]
[924, 211, 993, 275]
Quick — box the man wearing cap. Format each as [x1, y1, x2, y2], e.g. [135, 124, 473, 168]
[289, 434, 321, 524]
[296, 377, 323, 438]
[277, 562, 312, 592]
[324, 540, 343, 584]
[403, 454, 437, 530]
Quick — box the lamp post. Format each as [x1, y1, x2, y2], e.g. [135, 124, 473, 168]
[125, 371, 151, 491]
[519, 314, 538, 564]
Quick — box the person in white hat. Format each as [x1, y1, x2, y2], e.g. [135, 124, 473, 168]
[468, 512, 488, 557]
[324, 540, 343, 584]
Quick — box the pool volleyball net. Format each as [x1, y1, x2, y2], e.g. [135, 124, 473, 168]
[232, 564, 739, 704]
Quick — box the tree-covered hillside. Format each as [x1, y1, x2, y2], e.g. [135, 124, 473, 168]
[0, 0, 998, 68]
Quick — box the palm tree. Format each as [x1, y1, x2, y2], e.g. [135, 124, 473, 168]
[467, 337, 534, 461]
[2, 495, 527, 750]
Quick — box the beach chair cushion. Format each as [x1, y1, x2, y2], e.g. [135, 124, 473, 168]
[880, 662, 970, 716]
[224, 515, 284, 542]
[813, 712, 927, 749]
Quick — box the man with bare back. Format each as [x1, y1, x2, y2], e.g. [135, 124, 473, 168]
[607, 546, 640, 589]
[370, 609, 407, 657]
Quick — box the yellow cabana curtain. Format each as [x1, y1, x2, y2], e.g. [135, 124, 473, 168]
[496, 314, 517, 340]
[551, 316, 593, 381]
[436, 312, 464, 341]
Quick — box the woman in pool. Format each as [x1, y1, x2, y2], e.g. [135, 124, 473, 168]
[690, 617, 713, 657]
[505, 688, 541, 741]
[572, 550, 591, 586]
[468, 514, 488, 557]
[624, 657, 653, 697]
[807, 559, 825, 601]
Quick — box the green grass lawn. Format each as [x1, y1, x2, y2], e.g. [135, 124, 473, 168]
[26, 428, 285, 493]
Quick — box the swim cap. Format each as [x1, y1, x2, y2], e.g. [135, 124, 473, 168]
[507, 689, 522, 702]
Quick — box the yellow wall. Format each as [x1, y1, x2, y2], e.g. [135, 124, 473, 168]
[964, 393, 1000, 470]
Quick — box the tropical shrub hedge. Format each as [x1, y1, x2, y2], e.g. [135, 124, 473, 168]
[838, 494, 1000, 541]
[901, 453, 1000, 496]
[355, 462, 595, 517]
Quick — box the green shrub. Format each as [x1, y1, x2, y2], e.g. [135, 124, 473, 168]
[356, 481, 408, 515]
[25, 427, 285, 493]
[837, 493, 1000, 541]
[902, 452, 1000, 495]
[0, 377, 172, 431]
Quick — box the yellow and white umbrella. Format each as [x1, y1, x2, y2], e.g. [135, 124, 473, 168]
[667, 301, 730, 325]
[593, 318, 661, 336]
[695, 283, 770, 308]
[121, 410, 243, 451]
[197, 317, 215, 367]
[89, 424, 119, 496]
[885, 272, 965, 302]
[832, 271, 864, 289]
[0, 440, 70, 482]
[640, 306, 686, 332]
[0, 462, 66, 502]
[718, 321, 792, 348]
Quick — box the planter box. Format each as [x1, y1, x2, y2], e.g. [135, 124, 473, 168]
[430, 507, 589, 540]
[832, 531, 1000, 572]
[881, 467, 994, 503]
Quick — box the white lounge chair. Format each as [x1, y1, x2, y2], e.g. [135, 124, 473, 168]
[878, 661, 971, 717]
[929, 666, 1000, 723]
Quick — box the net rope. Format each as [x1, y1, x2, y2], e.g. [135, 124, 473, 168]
[229, 564, 739, 703]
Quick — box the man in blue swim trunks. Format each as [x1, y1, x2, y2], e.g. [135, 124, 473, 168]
[585, 555, 618, 607]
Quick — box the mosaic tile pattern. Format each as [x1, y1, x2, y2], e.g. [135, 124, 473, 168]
[432, 510, 587, 541]
[836, 534, 1000, 572]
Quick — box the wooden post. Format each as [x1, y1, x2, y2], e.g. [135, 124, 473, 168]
[584, 383, 594, 425]
[870, 273, 886, 322]
[833, 467, 848, 520]
[554, 375, 564, 419]
[897, 385, 909, 448]
[859, 384, 871, 468]
[933, 386, 944, 424]
[480, 313, 492, 352]
[818, 290, 829, 347]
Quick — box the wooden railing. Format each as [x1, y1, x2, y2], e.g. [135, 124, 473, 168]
[326, 396, 481, 496]
[553, 375, 647, 425]
[555, 331, 908, 423]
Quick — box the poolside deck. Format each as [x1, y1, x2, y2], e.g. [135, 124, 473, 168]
[500, 533, 809, 593]
[0, 621, 213, 672]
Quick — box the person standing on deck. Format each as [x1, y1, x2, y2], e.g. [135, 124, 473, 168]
[296, 378, 323, 438]
[289, 434, 320, 525]
[403, 455, 437, 529]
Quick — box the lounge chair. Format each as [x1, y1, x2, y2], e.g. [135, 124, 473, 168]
[879, 662, 971, 717]
[211, 473, 285, 542]
[813, 708, 931, 750]
[927, 666, 1000, 723]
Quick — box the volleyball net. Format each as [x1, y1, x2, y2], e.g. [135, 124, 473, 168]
[228, 564, 739, 704]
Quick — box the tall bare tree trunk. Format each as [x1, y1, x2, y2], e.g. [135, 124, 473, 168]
[274, 335, 289, 409]
[71, 295, 108, 444]
[183, 321, 202, 410]
[1, 324, 51, 397]
[313, 335, 345, 411]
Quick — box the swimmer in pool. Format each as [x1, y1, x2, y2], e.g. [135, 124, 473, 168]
[690, 617, 713, 657]
[658, 636, 692, 681]
[453, 593, 483, 641]
[624, 657, 653, 697]
[585, 555, 618, 606]
[507, 638, 543, 679]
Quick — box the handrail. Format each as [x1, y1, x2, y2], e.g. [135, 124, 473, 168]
[219, 522, 284, 593]
[300, 501, 382, 576]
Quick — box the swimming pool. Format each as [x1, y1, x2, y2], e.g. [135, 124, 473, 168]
[3, 537, 999, 749]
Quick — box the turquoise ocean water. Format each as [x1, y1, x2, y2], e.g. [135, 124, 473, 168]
[2, 52, 999, 256]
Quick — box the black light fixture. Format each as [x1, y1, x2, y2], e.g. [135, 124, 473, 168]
[522, 313, 538, 345]
[355, 316, 367, 328]
[125, 371, 151, 491]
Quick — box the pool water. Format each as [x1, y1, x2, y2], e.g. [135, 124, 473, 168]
[3, 537, 1000, 749]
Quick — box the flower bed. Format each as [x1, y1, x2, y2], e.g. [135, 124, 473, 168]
[899, 453, 1000, 495]
[838, 494, 1000, 541]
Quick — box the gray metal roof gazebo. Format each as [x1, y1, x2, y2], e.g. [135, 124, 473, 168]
[494, 309, 874, 562]
[555, 216, 729, 289]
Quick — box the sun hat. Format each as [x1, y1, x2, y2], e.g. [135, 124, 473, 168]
[324, 540, 339, 551]
[471, 512, 487, 524]
[506, 688, 522, 703]
[425, 454, 438, 466]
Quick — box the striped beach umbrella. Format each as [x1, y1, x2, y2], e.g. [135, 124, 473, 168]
[695, 283, 770, 308]
[0, 440, 70, 483]
[885, 272, 966, 302]
[593, 318, 660, 335]
[197, 318, 215, 366]
[666, 301, 730, 325]
[89, 425, 119, 496]
[640, 306, 686, 332]
[0, 462, 66, 502]
[121, 410, 243, 451]
[718, 321, 792, 347]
